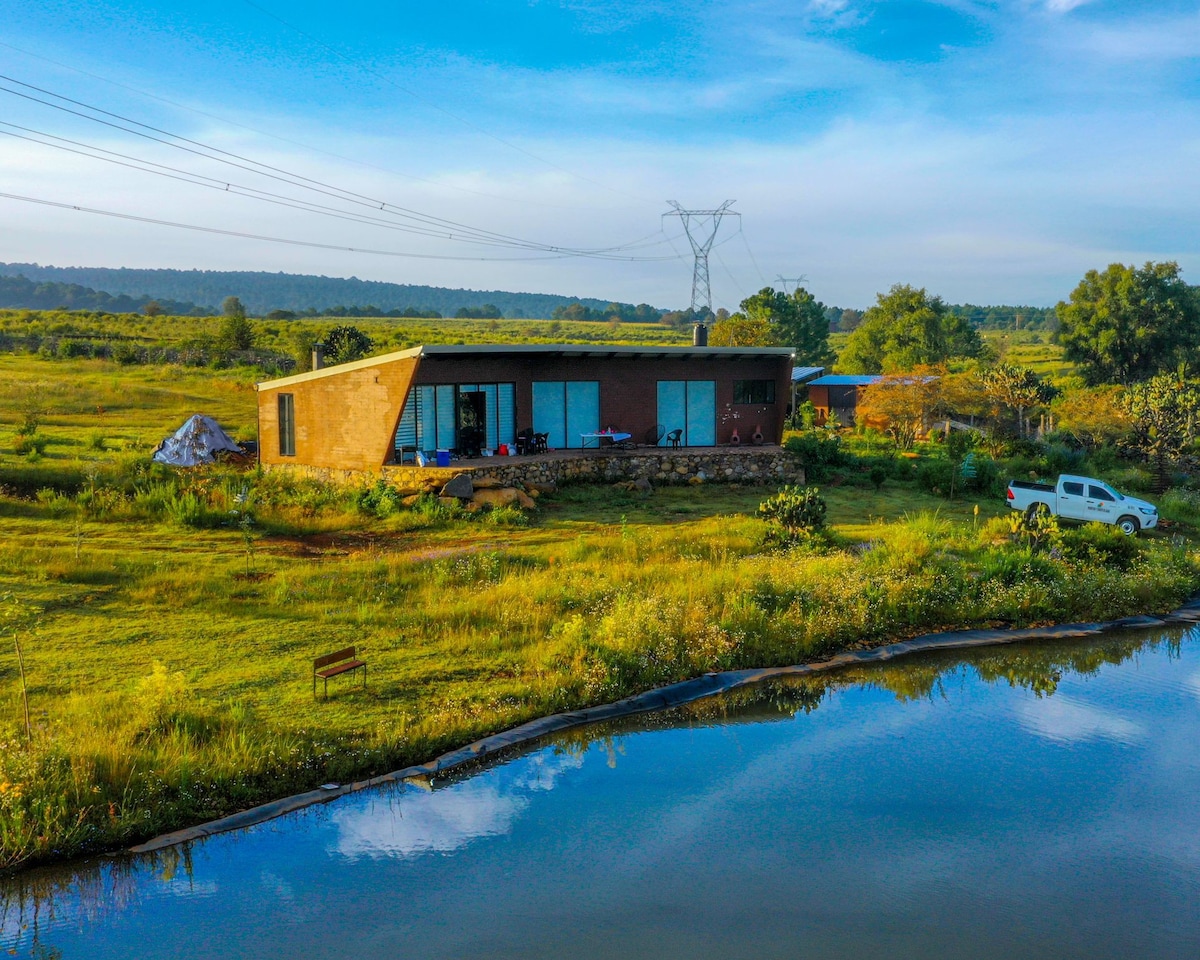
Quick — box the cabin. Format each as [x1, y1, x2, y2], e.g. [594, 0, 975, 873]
[255, 344, 795, 473]
[806, 374, 882, 426]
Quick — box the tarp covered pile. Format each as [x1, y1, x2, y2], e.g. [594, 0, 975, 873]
[152, 414, 243, 466]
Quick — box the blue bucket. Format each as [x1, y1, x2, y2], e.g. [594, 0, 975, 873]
[436, 450, 451, 468]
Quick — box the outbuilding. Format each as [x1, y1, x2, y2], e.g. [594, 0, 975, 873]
[255, 344, 795, 472]
[806, 374, 883, 426]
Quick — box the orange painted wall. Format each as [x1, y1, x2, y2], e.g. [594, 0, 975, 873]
[257, 357, 419, 471]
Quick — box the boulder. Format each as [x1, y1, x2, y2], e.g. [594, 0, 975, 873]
[437, 496, 460, 508]
[401, 494, 424, 507]
[471, 487, 533, 509]
[440, 473, 475, 499]
[633, 477, 654, 495]
[472, 476, 504, 489]
[525, 481, 558, 494]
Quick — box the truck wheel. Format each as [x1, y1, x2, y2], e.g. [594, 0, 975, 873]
[1116, 515, 1140, 536]
[1025, 503, 1049, 524]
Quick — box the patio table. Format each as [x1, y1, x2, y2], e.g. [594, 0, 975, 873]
[580, 432, 632, 448]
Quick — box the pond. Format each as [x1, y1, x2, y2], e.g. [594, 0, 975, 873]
[3, 628, 1200, 959]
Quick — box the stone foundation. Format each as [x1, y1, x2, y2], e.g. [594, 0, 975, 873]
[262, 447, 804, 489]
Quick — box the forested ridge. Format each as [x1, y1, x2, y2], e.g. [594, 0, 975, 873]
[0, 262, 652, 319]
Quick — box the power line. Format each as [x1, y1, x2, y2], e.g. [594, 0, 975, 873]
[739, 225, 768, 286]
[0, 74, 674, 258]
[240, 0, 654, 207]
[0, 190, 614, 262]
[0, 121, 681, 260]
[0, 38, 592, 212]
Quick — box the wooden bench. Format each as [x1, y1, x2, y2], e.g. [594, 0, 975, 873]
[313, 647, 366, 698]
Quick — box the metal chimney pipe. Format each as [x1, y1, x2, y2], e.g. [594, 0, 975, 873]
[692, 322, 708, 347]
[312, 342, 325, 370]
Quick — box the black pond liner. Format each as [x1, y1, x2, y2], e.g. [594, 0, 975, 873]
[130, 597, 1200, 854]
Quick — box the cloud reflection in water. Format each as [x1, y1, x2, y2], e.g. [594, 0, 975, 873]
[331, 750, 584, 861]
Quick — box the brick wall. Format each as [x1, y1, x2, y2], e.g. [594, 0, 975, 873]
[257, 356, 419, 471]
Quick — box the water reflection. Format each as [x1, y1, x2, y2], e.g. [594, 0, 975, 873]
[331, 750, 584, 859]
[2, 626, 1198, 960]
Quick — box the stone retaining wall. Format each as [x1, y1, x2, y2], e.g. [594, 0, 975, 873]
[264, 448, 804, 489]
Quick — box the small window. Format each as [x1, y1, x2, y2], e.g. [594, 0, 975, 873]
[278, 393, 295, 457]
[733, 379, 776, 404]
[1088, 484, 1115, 502]
[1062, 482, 1084, 496]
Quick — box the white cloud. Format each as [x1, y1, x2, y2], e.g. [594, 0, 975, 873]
[1015, 696, 1145, 745]
[1043, 0, 1095, 12]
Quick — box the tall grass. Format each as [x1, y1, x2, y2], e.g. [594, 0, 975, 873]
[2, 458, 1199, 870]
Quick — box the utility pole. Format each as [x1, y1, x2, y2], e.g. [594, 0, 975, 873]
[775, 275, 807, 296]
[663, 201, 738, 317]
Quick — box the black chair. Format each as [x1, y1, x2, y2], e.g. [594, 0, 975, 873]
[533, 432, 549, 453]
[515, 427, 534, 455]
[644, 424, 665, 447]
[666, 428, 683, 449]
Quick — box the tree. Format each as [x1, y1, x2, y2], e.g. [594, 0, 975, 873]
[855, 364, 947, 449]
[737, 286, 835, 366]
[840, 284, 983, 374]
[217, 313, 256, 352]
[709, 315, 779, 347]
[221, 296, 246, 319]
[143, 301, 163, 317]
[980, 363, 1054, 438]
[290, 328, 317, 373]
[1052, 386, 1131, 448]
[324, 325, 373, 365]
[1057, 261, 1200, 385]
[1121, 374, 1200, 489]
[836, 308, 863, 332]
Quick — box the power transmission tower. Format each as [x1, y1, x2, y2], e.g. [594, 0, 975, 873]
[776, 275, 807, 296]
[664, 201, 738, 317]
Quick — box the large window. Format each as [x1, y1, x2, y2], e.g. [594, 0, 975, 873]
[532, 381, 599, 449]
[733, 379, 776, 404]
[277, 393, 295, 457]
[394, 383, 515, 456]
[657, 380, 716, 446]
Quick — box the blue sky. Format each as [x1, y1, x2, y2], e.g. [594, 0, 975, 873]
[2, 0, 1199, 308]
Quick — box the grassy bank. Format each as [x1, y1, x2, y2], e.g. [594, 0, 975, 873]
[2, 466, 1198, 871]
[2, 348, 1199, 872]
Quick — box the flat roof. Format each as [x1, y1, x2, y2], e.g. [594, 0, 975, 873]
[791, 366, 826, 382]
[256, 343, 796, 390]
[809, 374, 883, 386]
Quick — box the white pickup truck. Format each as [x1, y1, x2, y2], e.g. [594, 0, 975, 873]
[1006, 474, 1158, 535]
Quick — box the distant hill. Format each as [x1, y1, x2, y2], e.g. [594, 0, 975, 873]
[0, 263, 662, 319]
[0, 273, 206, 315]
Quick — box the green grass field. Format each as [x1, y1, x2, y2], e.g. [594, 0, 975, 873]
[0, 335, 1190, 873]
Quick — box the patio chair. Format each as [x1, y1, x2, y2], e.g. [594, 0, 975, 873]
[643, 424, 665, 447]
[533, 432, 549, 453]
[515, 427, 534, 455]
[665, 428, 683, 449]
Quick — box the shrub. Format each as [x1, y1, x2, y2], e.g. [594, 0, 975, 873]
[12, 434, 49, 457]
[111, 342, 143, 365]
[356, 479, 406, 518]
[1061, 523, 1140, 568]
[759, 485, 827, 535]
[783, 431, 846, 481]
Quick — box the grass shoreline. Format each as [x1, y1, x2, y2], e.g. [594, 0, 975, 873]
[129, 592, 1200, 857]
[3, 476, 1199, 874]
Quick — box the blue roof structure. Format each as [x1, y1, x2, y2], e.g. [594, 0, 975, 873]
[809, 374, 883, 386]
[790, 366, 826, 383]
